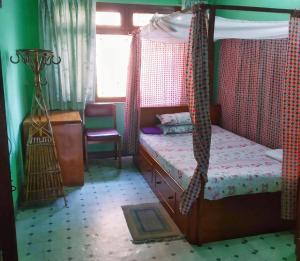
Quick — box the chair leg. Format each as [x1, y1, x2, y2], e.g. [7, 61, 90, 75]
[84, 137, 89, 171]
[118, 138, 122, 169]
[114, 143, 117, 160]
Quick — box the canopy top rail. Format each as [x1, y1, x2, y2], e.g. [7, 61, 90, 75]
[186, 3, 298, 16]
[181, 2, 299, 102]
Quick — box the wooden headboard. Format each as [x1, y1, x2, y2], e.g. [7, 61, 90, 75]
[140, 104, 221, 127]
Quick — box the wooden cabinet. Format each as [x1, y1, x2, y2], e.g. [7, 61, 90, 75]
[23, 111, 84, 186]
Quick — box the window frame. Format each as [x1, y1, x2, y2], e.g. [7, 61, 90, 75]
[95, 3, 180, 102]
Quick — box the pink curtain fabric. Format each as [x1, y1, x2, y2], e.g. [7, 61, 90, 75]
[125, 32, 189, 154]
[140, 40, 188, 107]
[179, 7, 211, 215]
[281, 15, 300, 220]
[124, 31, 142, 155]
[218, 39, 288, 149]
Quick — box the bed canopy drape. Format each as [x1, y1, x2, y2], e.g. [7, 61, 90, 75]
[124, 33, 188, 154]
[188, 6, 300, 219]
[139, 40, 188, 107]
[179, 6, 211, 215]
[218, 38, 288, 149]
[125, 8, 211, 214]
[126, 3, 300, 217]
[124, 30, 141, 155]
[282, 14, 300, 220]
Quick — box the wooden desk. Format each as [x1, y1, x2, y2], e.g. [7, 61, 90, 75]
[23, 111, 84, 186]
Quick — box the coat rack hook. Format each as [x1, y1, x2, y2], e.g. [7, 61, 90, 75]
[10, 54, 20, 64]
[40, 78, 48, 86]
[51, 56, 61, 65]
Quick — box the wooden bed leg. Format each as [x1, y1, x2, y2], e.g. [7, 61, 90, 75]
[185, 201, 200, 244]
[296, 216, 300, 260]
[296, 178, 300, 260]
[296, 240, 300, 261]
[184, 180, 204, 245]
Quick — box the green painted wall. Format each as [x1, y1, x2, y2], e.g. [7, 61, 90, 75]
[2, 0, 298, 190]
[212, 0, 300, 20]
[97, 0, 181, 6]
[0, 0, 39, 208]
[0, 0, 180, 200]
[211, 0, 300, 103]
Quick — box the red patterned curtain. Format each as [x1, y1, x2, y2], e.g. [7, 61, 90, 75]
[179, 6, 211, 215]
[140, 40, 187, 107]
[281, 15, 300, 220]
[124, 31, 141, 155]
[218, 39, 288, 148]
[125, 32, 188, 154]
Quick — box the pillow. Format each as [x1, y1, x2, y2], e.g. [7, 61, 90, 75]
[158, 124, 193, 135]
[265, 149, 283, 162]
[156, 112, 191, 126]
[141, 127, 163, 135]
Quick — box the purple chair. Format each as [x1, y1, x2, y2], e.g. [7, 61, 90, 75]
[83, 103, 122, 169]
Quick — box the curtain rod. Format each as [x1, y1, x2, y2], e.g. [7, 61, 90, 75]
[182, 3, 297, 15]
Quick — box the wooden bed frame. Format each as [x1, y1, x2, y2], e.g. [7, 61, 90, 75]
[134, 105, 293, 245]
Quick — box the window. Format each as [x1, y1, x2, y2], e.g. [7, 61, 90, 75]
[133, 13, 158, 27]
[95, 3, 179, 102]
[96, 35, 131, 98]
[95, 12, 121, 26]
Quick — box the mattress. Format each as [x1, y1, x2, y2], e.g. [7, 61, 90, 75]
[139, 125, 282, 200]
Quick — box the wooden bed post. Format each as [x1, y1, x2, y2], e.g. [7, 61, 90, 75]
[208, 6, 216, 104]
[296, 178, 300, 260]
[187, 5, 216, 244]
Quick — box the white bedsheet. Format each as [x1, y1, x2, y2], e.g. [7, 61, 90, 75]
[139, 125, 282, 200]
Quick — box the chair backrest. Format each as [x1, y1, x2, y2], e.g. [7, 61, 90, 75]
[84, 103, 116, 129]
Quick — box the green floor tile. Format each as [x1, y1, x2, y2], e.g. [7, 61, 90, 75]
[16, 157, 296, 261]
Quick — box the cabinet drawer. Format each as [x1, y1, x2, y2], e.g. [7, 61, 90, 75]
[154, 169, 177, 213]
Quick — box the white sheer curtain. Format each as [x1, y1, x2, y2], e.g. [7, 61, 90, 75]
[140, 13, 289, 43]
[39, 0, 96, 110]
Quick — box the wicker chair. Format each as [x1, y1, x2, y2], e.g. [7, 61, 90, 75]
[83, 103, 122, 169]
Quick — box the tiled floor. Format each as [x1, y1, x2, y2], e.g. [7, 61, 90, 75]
[16, 157, 296, 261]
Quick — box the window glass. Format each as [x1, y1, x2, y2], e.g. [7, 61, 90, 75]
[96, 35, 131, 98]
[133, 13, 155, 27]
[96, 12, 121, 26]
[95, 4, 177, 101]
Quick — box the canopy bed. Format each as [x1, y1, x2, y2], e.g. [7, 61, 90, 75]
[126, 3, 300, 246]
[137, 105, 291, 244]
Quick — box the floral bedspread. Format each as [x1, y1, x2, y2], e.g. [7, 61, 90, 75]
[139, 125, 282, 200]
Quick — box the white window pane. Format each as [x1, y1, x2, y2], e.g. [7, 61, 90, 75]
[133, 13, 164, 27]
[133, 13, 154, 27]
[96, 35, 132, 98]
[96, 12, 121, 26]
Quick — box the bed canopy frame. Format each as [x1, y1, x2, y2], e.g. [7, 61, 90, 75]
[140, 3, 298, 101]
[134, 2, 300, 257]
[198, 3, 300, 258]
[194, 3, 299, 102]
